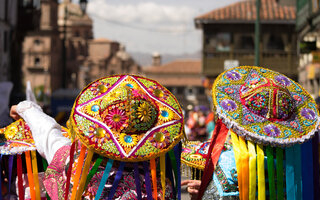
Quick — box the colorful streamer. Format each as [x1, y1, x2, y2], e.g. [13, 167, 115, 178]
[239, 136, 249, 200]
[134, 163, 142, 200]
[107, 162, 125, 200]
[143, 162, 153, 200]
[150, 158, 158, 199]
[276, 148, 284, 200]
[25, 151, 36, 200]
[64, 141, 76, 200]
[17, 154, 24, 200]
[247, 141, 256, 200]
[95, 159, 114, 200]
[160, 155, 166, 200]
[266, 146, 276, 200]
[75, 149, 94, 199]
[70, 145, 87, 200]
[256, 144, 265, 200]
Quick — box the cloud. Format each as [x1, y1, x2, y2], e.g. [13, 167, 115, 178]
[87, 0, 197, 33]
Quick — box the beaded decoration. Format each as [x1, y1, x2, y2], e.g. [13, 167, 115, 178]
[68, 75, 184, 161]
[181, 141, 209, 171]
[0, 119, 70, 155]
[212, 66, 320, 146]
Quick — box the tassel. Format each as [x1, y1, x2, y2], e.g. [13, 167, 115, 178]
[25, 151, 36, 200]
[150, 159, 158, 199]
[95, 159, 114, 199]
[70, 145, 87, 200]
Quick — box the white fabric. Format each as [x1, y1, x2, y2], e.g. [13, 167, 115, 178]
[17, 100, 71, 164]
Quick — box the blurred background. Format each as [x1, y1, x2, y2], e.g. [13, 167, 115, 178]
[1, 0, 320, 142]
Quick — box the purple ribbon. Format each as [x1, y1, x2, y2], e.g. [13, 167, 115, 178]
[0, 154, 3, 200]
[134, 163, 142, 200]
[8, 155, 13, 199]
[174, 142, 182, 200]
[107, 162, 125, 200]
[143, 162, 153, 200]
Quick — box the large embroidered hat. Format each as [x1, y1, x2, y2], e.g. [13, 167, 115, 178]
[66, 75, 184, 199]
[198, 66, 320, 200]
[212, 66, 320, 146]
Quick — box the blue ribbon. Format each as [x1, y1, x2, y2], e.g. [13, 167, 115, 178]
[143, 162, 153, 200]
[293, 144, 302, 200]
[286, 146, 295, 200]
[94, 159, 114, 200]
[134, 163, 142, 200]
[312, 133, 320, 199]
[301, 140, 314, 200]
[108, 162, 125, 200]
[166, 153, 176, 198]
[174, 142, 182, 200]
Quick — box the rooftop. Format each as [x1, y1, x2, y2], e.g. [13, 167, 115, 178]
[195, 0, 295, 26]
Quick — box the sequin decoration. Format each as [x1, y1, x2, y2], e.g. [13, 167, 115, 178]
[213, 66, 320, 147]
[0, 119, 70, 155]
[70, 75, 184, 161]
[181, 141, 210, 170]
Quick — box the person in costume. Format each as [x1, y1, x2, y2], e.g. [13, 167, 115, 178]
[7, 75, 184, 200]
[182, 66, 320, 200]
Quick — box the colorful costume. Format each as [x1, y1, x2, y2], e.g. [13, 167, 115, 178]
[197, 66, 320, 200]
[1, 75, 184, 200]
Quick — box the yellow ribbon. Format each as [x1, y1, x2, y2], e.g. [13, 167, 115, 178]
[160, 155, 166, 200]
[75, 149, 94, 199]
[247, 141, 256, 200]
[230, 131, 243, 199]
[239, 136, 249, 200]
[257, 144, 266, 200]
[70, 145, 87, 200]
[31, 151, 41, 200]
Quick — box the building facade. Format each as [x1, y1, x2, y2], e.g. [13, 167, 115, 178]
[195, 0, 297, 82]
[143, 58, 208, 110]
[296, 0, 320, 98]
[22, 0, 61, 98]
[79, 38, 141, 88]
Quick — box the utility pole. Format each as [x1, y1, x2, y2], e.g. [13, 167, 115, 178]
[255, 0, 261, 66]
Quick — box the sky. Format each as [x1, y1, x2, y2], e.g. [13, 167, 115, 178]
[85, 0, 241, 55]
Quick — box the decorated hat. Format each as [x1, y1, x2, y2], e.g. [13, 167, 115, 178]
[181, 141, 210, 180]
[66, 75, 184, 199]
[198, 66, 320, 200]
[0, 119, 70, 199]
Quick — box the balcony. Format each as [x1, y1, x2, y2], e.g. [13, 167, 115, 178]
[202, 49, 297, 78]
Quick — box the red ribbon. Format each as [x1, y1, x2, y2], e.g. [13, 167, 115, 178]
[64, 141, 76, 200]
[197, 119, 229, 200]
[17, 154, 25, 200]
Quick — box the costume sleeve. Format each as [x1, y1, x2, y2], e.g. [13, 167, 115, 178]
[17, 100, 71, 164]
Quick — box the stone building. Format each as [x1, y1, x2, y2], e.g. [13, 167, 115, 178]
[143, 57, 208, 110]
[79, 38, 141, 88]
[22, 0, 61, 96]
[58, 0, 93, 88]
[195, 0, 297, 82]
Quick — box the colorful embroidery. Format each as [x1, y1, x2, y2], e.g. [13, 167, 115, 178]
[212, 66, 320, 146]
[69, 75, 184, 161]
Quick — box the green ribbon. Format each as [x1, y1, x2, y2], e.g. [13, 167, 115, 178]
[276, 148, 284, 200]
[168, 150, 178, 195]
[266, 146, 276, 200]
[84, 156, 103, 190]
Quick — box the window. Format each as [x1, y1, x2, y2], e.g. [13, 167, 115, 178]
[215, 33, 231, 52]
[34, 39, 41, 45]
[267, 35, 284, 50]
[34, 57, 40, 66]
[75, 31, 80, 37]
[239, 35, 254, 50]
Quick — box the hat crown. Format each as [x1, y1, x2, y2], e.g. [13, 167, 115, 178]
[240, 73, 294, 121]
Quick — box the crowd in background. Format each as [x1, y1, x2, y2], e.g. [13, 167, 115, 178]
[185, 106, 215, 142]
